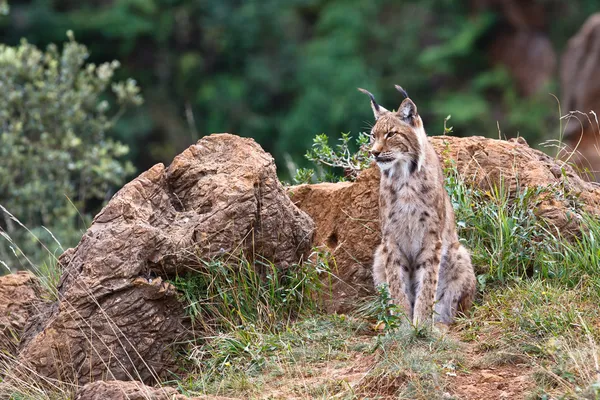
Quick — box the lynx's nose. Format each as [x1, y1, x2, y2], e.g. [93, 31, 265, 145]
[371, 149, 381, 157]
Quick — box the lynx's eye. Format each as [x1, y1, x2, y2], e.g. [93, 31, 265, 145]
[385, 131, 396, 139]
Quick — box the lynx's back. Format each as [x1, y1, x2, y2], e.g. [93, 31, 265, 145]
[359, 86, 476, 326]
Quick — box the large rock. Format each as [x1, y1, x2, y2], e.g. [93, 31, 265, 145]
[0, 271, 45, 356]
[11, 134, 314, 386]
[288, 168, 380, 312]
[561, 13, 600, 180]
[290, 136, 600, 311]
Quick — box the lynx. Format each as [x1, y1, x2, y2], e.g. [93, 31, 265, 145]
[359, 85, 476, 326]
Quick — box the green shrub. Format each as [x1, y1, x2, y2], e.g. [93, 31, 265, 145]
[0, 32, 142, 270]
[171, 252, 328, 334]
[293, 132, 371, 184]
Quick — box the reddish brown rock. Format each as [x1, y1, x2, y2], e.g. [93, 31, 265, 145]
[290, 136, 600, 311]
[288, 167, 380, 312]
[431, 136, 600, 234]
[0, 271, 46, 356]
[471, 0, 547, 31]
[561, 13, 600, 181]
[11, 134, 314, 386]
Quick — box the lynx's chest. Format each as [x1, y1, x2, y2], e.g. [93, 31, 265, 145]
[379, 182, 434, 259]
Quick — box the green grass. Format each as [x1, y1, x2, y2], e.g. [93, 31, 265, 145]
[175, 314, 370, 398]
[443, 161, 600, 398]
[174, 313, 464, 400]
[170, 252, 327, 334]
[356, 328, 463, 400]
[445, 158, 600, 292]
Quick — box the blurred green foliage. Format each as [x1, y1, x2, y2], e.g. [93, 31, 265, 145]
[2, 0, 597, 176]
[0, 0, 599, 267]
[0, 32, 142, 267]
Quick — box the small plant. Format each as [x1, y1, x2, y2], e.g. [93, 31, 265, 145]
[443, 114, 453, 135]
[373, 284, 405, 332]
[444, 159, 572, 284]
[355, 284, 406, 333]
[293, 132, 371, 183]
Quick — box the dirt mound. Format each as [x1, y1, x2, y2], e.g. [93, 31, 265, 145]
[75, 380, 237, 400]
[449, 365, 534, 400]
[290, 135, 600, 311]
[288, 168, 380, 311]
[9, 134, 314, 386]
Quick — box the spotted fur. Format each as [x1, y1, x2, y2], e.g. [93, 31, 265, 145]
[360, 86, 476, 326]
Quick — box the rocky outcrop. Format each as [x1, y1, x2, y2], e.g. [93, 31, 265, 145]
[561, 13, 600, 180]
[10, 134, 314, 386]
[290, 136, 600, 311]
[0, 271, 45, 356]
[430, 136, 600, 230]
[288, 168, 380, 312]
[75, 380, 237, 400]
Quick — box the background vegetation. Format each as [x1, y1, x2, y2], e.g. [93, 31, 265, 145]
[2, 1, 598, 169]
[0, 1, 599, 265]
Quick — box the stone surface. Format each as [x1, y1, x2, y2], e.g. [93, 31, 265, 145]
[561, 13, 600, 180]
[288, 167, 380, 312]
[290, 136, 600, 311]
[0, 271, 45, 356]
[11, 134, 314, 386]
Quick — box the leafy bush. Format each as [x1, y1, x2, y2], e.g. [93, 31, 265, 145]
[0, 32, 142, 269]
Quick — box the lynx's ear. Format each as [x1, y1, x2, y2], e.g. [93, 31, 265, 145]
[358, 88, 388, 120]
[394, 85, 418, 126]
[395, 84, 425, 172]
[397, 98, 418, 125]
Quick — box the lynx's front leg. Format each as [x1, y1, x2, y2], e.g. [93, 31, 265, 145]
[372, 243, 387, 288]
[374, 242, 411, 319]
[412, 238, 442, 327]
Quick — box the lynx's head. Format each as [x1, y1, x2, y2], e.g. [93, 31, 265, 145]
[359, 85, 426, 175]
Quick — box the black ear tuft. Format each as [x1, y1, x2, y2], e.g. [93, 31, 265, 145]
[394, 85, 409, 99]
[358, 88, 380, 111]
[358, 87, 388, 120]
